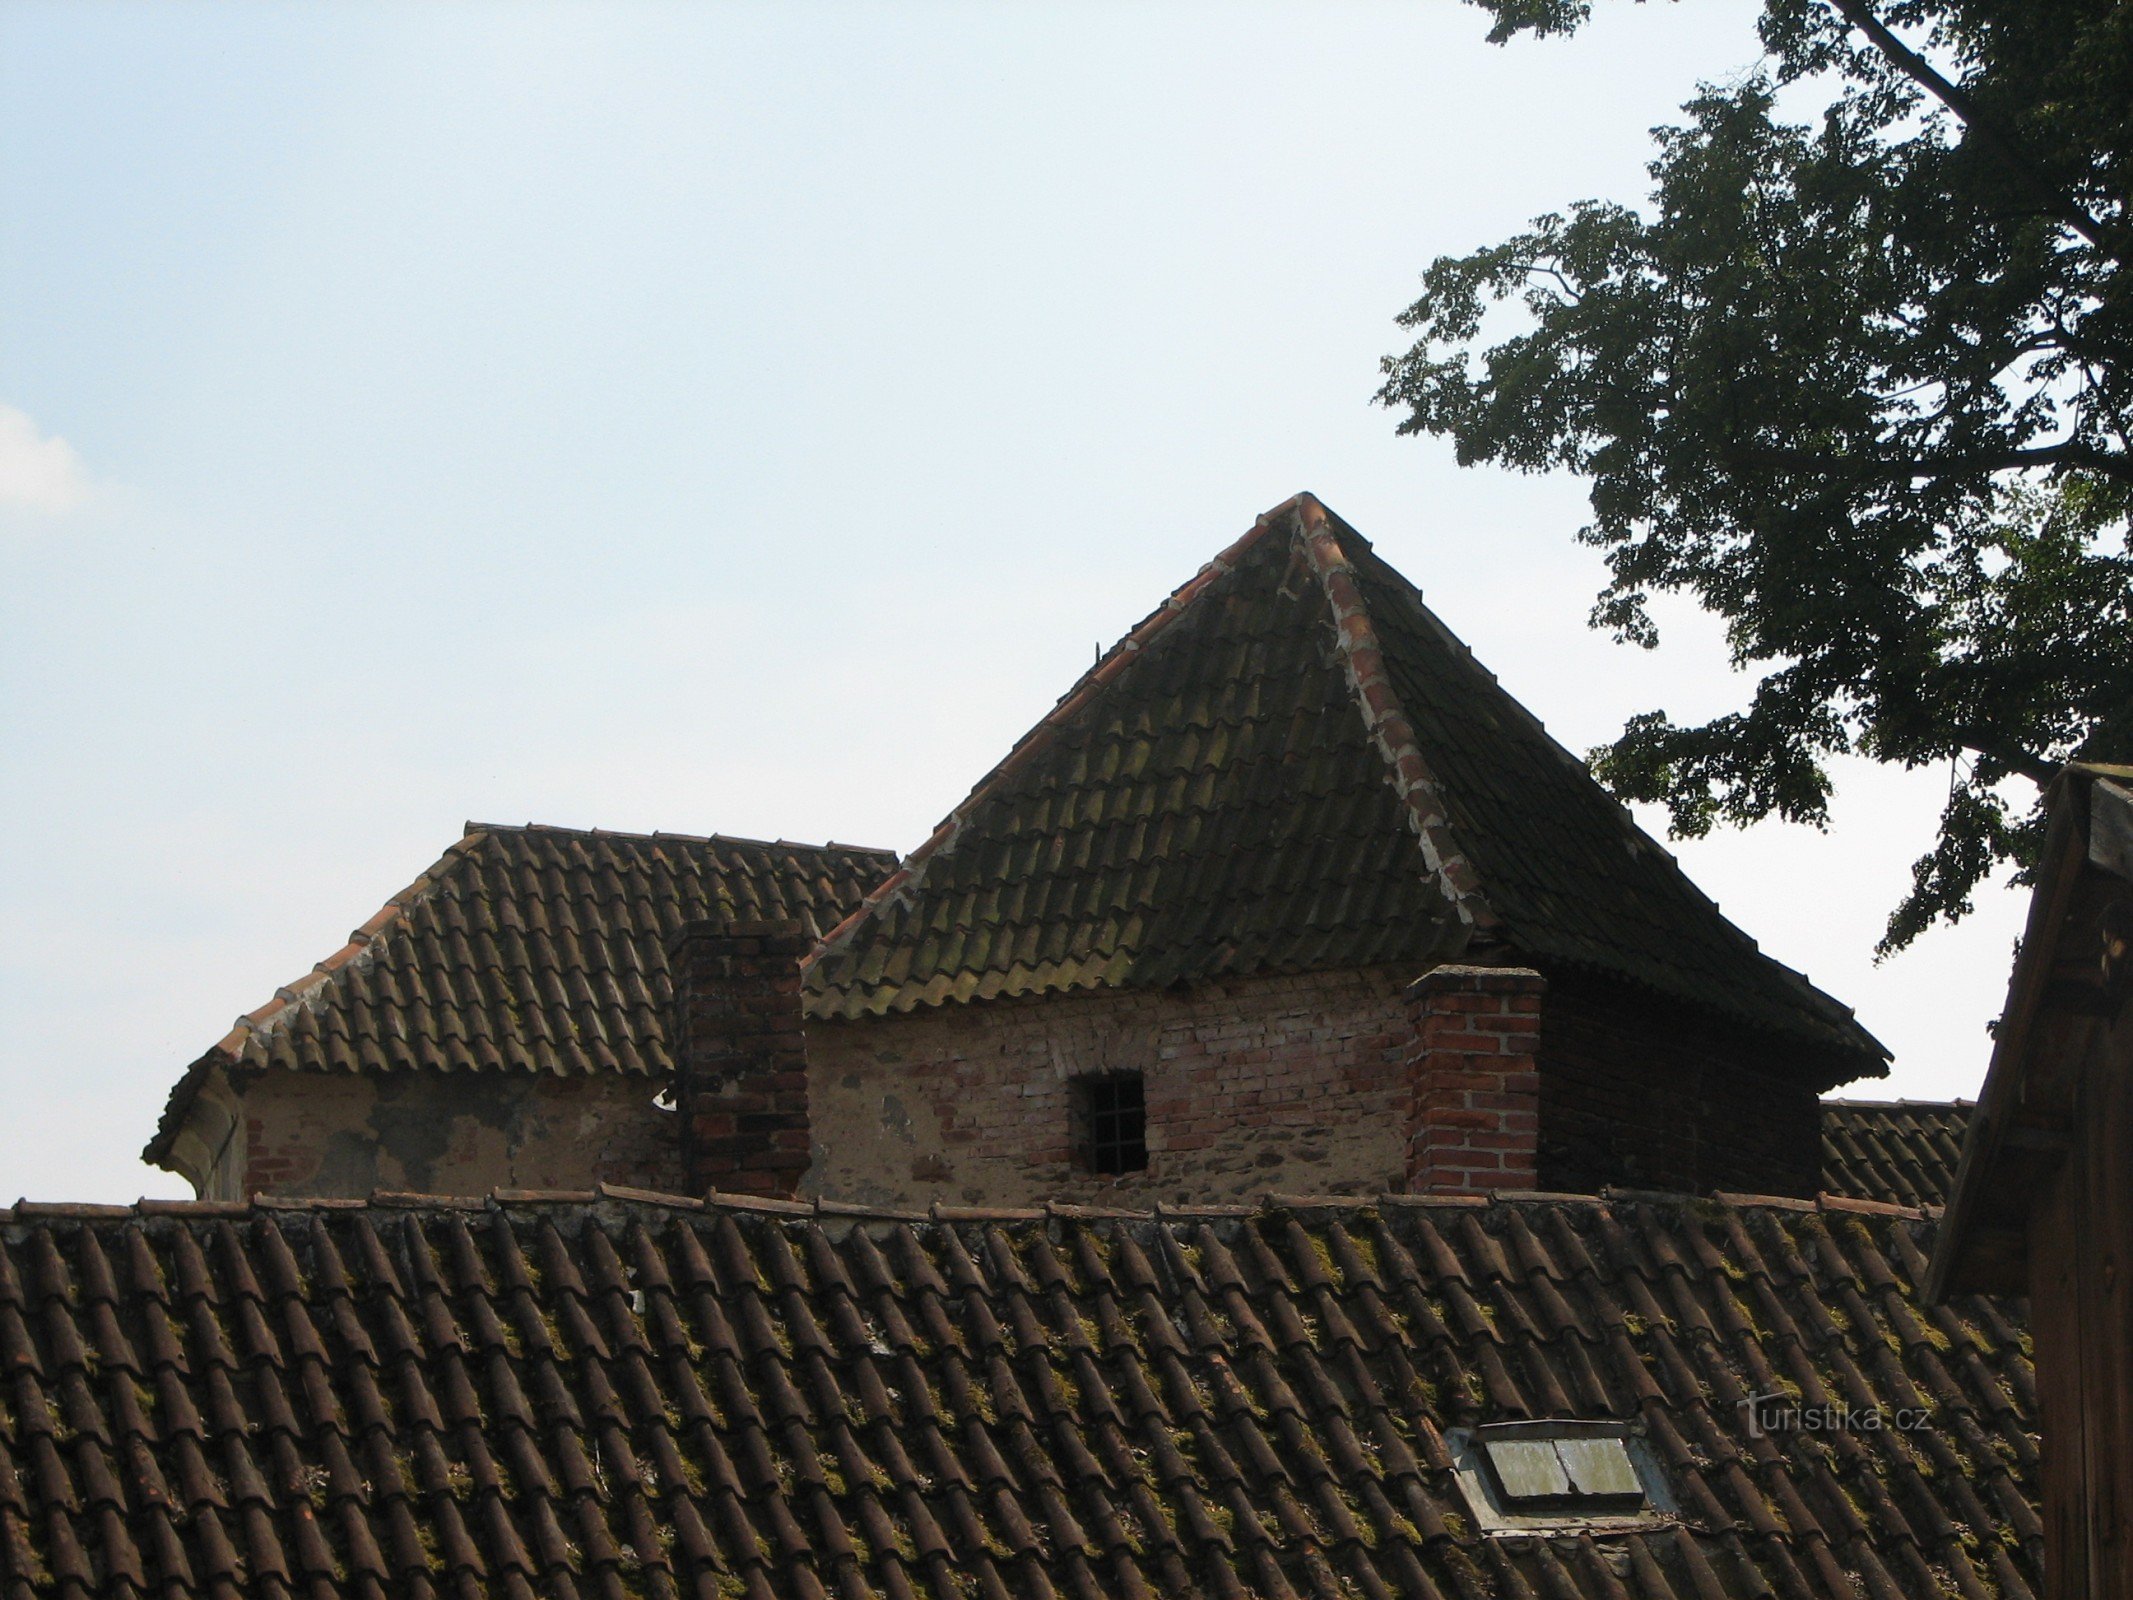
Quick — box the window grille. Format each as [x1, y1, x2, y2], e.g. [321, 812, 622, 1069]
[1074, 1072, 1147, 1174]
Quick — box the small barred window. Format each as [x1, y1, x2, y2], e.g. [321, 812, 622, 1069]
[1073, 1072, 1147, 1175]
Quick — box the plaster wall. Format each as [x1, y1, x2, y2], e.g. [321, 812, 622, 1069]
[238, 1071, 680, 1198]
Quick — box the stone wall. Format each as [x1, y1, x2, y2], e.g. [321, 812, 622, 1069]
[802, 966, 1415, 1208]
[236, 1070, 680, 1198]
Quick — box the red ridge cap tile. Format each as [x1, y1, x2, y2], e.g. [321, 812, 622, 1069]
[365, 1190, 486, 1209]
[813, 1197, 930, 1222]
[1042, 1200, 1147, 1221]
[1257, 1190, 1386, 1211]
[132, 1198, 254, 1218]
[1150, 1200, 1254, 1220]
[704, 1189, 814, 1216]
[592, 1183, 703, 1209]
[1293, 496, 1496, 939]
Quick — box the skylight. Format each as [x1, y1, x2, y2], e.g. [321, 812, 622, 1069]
[1447, 1422, 1676, 1534]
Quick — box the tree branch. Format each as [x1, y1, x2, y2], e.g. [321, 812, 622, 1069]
[1733, 439, 2133, 483]
[1952, 731, 2056, 787]
[1823, 0, 2113, 253]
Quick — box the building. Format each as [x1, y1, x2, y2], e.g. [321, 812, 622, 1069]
[147, 497, 1891, 1211]
[1931, 763, 2133, 1600]
[4, 495, 2035, 1600]
[144, 828, 895, 1200]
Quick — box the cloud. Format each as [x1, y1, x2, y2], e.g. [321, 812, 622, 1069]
[0, 405, 91, 513]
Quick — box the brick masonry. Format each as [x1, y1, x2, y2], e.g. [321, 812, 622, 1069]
[208, 960, 1841, 1206]
[1404, 965, 1544, 1194]
[670, 918, 812, 1198]
[803, 966, 1417, 1208]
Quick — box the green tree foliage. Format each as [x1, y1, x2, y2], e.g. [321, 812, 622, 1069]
[1380, 0, 2132, 951]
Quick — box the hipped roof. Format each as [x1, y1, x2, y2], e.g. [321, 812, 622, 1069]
[807, 495, 1885, 1074]
[144, 826, 896, 1167]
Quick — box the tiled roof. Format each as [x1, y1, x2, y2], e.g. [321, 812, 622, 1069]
[1821, 1101, 1974, 1211]
[144, 826, 896, 1165]
[807, 495, 1886, 1073]
[0, 1187, 2033, 1600]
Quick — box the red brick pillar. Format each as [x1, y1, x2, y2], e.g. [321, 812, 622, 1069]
[669, 917, 812, 1198]
[1404, 964, 1544, 1195]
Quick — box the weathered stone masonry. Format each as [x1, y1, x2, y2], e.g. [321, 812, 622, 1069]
[804, 959, 1836, 1209]
[803, 966, 1417, 1208]
[230, 1070, 676, 1199]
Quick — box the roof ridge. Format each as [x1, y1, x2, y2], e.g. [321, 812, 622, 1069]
[805, 495, 1310, 977]
[1290, 498, 1497, 939]
[461, 820, 898, 856]
[1823, 1096, 1975, 1111]
[21, 1182, 1929, 1227]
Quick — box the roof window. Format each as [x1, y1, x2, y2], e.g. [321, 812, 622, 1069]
[1448, 1421, 1676, 1533]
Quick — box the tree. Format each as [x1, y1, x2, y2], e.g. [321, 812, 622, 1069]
[1380, 0, 2133, 952]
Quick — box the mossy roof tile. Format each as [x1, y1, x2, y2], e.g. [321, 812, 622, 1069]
[1820, 1100, 1973, 1209]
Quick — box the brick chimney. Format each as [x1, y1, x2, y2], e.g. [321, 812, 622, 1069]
[668, 917, 813, 1198]
[1404, 964, 1544, 1195]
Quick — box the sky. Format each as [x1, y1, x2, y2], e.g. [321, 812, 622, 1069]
[0, 0, 2031, 1203]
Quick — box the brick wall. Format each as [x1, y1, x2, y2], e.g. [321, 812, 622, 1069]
[1405, 966, 1544, 1193]
[236, 1070, 680, 1198]
[803, 966, 1415, 1208]
[670, 919, 812, 1198]
[1535, 966, 1833, 1198]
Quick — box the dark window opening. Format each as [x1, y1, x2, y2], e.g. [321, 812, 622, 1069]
[1074, 1072, 1147, 1174]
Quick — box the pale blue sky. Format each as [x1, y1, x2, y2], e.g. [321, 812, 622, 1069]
[0, 1, 2025, 1201]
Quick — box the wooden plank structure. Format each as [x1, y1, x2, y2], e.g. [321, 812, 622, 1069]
[1930, 763, 2133, 1600]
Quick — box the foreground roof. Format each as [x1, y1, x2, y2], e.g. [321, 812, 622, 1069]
[145, 826, 896, 1165]
[808, 496, 1883, 1073]
[1820, 1101, 1973, 1210]
[0, 1186, 2034, 1600]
